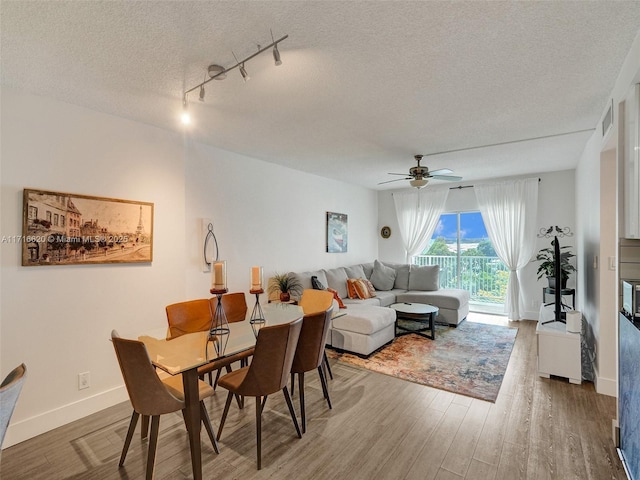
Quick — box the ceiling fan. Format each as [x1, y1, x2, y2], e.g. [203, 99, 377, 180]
[378, 154, 462, 188]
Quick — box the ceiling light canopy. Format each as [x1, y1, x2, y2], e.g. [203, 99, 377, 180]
[181, 31, 288, 124]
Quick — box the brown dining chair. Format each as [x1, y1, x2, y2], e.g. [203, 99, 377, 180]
[0, 363, 27, 450]
[298, 289, 335, 380]
[166, 296, 253, 393]
[111, 330, 219, 480]
[291, 305, 334, 433]
[216, 317, 303, 470]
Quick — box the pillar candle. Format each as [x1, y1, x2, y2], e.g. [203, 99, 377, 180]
[251, 266, 263, 290]
[212, 260, 226, 290]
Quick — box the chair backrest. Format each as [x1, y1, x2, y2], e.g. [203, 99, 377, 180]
[0, 363, 26, 448]
[111, 330, 184, 416]
[166, 299, 212, 339]
[236, 317, 303, 397]
[298, 289, 334, 315]
[210, 292, 248, 323]
[291, 305, 334, 374]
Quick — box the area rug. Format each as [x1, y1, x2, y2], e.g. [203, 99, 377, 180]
[329, 321, 518, 402]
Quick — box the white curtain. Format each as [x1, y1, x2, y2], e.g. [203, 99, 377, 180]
[475, 177, 538, 320]
[393, 188, 449, 262]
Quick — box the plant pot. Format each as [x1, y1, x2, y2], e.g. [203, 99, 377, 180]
[547, 276, 567, 290]
[279, 292, 290, 302]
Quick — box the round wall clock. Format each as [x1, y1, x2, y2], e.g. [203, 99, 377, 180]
[380, 226, 391, 238]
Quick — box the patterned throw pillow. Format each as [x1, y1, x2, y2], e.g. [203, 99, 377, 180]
[327, 287, 347, 309]
[353, 279, 372, 299]
[346, 278, 359, 299]
[363, 278, 377, 297]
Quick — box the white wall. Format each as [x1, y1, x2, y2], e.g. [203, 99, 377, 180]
[0, 88, 379, 447]
[377, 170, 576, 320]
[183, 141, 379, 299]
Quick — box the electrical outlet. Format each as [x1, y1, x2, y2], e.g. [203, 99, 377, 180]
[78, 371, 90, 390]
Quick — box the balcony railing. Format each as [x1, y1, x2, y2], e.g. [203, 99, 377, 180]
[412, 254, 508, 305]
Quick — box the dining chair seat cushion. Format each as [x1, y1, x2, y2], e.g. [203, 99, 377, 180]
[161, 375, 215, 402]
[216, 366, 249, 393]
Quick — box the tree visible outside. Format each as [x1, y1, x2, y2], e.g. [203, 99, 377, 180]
[415, 212, 507, 308]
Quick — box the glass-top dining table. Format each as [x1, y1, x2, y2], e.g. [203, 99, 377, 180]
[137, 302, 304, 480]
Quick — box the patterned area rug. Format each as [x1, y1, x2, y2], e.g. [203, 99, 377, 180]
[329, 321, 518, 402]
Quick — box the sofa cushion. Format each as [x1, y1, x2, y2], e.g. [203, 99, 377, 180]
[331, 304, 396, 335]
[344, 264, 366, 279]
[323, 267, 349, 299]
[361, 262, 375, 279]
[408, 265, 440, 291]
[382, 262, 410, 290]
[370, 260, 396, 291]
[374, 289, 401, 307]
[290, 270, 327, 300]
[396, 289, 469, 310]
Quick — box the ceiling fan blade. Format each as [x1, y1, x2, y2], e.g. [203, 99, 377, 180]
[387, 172, 411, 176]
[378, 177, 410, 185]
[431, 175, 463, 181]
[428, 168, 453, 176]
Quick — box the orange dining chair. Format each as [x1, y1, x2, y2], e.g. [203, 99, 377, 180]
[216, 317, 303, 470]
[298, 289, 335, 380]
[111, 330, 219, 480]
[291, 305, 334, 433]
[166, 297, 253, 393]
[0, 363, 27, 450]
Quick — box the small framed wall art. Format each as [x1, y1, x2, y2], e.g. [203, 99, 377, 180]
[326, 211, 348, 253]
[21, 188, 154, 266]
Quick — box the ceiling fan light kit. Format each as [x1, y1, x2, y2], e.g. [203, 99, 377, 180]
[379, 154, 462, 188]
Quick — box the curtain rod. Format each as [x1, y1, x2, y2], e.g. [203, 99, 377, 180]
[449, 178, 541, 190]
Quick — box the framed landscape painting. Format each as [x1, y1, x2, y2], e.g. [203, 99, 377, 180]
[326, 212, 348, 253]
[21, 188, 153, 266]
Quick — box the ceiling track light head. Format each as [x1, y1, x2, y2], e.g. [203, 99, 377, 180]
[239, 63, 250, 82]
[199, 85, 205, 102]
[273, 44, 282, 66]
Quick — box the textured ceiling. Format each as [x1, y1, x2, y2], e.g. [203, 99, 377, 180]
[2, 1, 640, 190]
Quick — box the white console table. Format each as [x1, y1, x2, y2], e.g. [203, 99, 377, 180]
[536, 306, 581, 384]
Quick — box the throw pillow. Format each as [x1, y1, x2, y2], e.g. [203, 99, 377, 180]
[311, 275, 326, 290]
[408, 264, 440, 291]
[353, 278, 375, 299]
[327, 287, 347, 309]
[363, 278, 377, 297]
[370, 259, 396, 291]
[346, 278, 359, 299]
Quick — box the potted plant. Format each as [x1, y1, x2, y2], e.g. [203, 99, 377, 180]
[535, 239, 576, 289]
[268, 272, 302, 302]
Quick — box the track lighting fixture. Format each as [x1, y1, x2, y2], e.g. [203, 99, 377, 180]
[181, 94, 191, 125]
[239, 63, 250, 82]
[271, 29, 282, 66]
[182, 31, 288, 115]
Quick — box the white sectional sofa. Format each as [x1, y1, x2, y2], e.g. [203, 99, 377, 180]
[288, 260, 470, 356]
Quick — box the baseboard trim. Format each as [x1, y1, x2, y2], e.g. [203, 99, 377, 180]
[594, 365, 617, 397]
[2, 386, 128, 449]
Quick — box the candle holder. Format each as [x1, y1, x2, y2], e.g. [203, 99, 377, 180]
[249, 288, 265, 324]
[208, 289, 230, 355]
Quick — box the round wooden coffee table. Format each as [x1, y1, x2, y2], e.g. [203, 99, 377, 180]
[390, 302, 439, 340]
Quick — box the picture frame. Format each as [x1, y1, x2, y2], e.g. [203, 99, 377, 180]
[21, 188, 153, 266]
[326, 212, 348, 253]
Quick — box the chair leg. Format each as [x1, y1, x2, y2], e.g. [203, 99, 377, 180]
[141, 414, 149, 439]
[145, 415, 160, 480]
[282, 386, 302, 439]
[255, 396, 262, 470]
[119, 411, 139, 467]
[200, 402, 220, 454]
[324, 351, 333, 380]
[318, 366, 332, 409]
[216, 391, 234, 440]
[213, 369, 222, 390]
[291, 372, 295, 395]
[298, 372, 306, 433]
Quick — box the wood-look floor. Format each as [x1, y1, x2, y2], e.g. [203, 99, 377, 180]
[1, 318, 625, 480]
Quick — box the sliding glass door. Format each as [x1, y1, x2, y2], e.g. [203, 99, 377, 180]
[413, 211, 507, 313]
